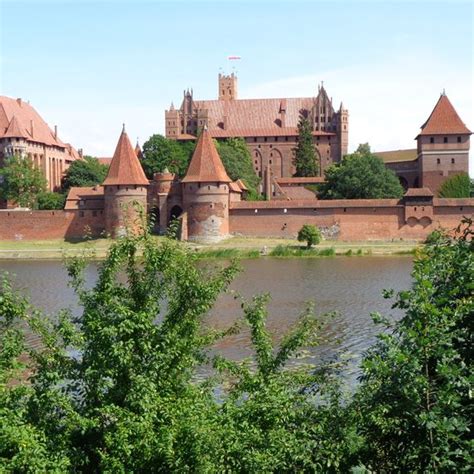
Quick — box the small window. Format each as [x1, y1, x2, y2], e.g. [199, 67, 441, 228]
[430, 137, 434, 144]
[437, 158, 440, 164]
[457, 136, 462, 143]
[264, 137, 267, 142]
[254, 137, 257, 142]
[443, 137, 448, 143]
[451, 158, 455, 164]
[285, 136, 289, 142]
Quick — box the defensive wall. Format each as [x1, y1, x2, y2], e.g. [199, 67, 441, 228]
[0, 209, 104, 241]
[0, 198, 472, 242]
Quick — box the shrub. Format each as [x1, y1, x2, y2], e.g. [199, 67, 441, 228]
[37, 191, 66, 210]
[297, 224, 322, 248]
[438, 172, 471, 198]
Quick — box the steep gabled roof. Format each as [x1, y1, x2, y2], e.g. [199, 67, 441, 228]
[3, 115, 28, 139]
[418, 94, 471, 136]
[103, 127, 149, 186]
[182, 127, 231, 183]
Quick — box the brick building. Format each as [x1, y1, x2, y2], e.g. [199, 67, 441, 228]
[0, 96, 82, 193]
[165, 74, 349, 184]
[376, 93, 471, 194]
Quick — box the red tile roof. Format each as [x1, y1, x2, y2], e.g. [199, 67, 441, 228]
[182, 128, 231, 183]
[97, 157, 113, 165]
[418, 94, 471, 136]
[0, 96, 66, 147]
[103, 128, 149, 186]
[65, 186, 104, 210]
[134, 143, 143, 160]
[191, 97, 335, 135]
[276, 177, 324, 184]
[404, 187, 434, 197]
[3, 115, 28, 139]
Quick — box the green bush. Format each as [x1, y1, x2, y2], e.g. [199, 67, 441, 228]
[297, 224, 322, 248]
[37, 191, 66, 210]
[438, 172, 471, 198]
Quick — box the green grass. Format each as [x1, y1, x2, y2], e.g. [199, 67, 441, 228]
[269, 245, 335, 258]
[195, 248, 260, 259]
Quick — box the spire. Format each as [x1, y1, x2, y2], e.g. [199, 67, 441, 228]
[134, 139, 143, 160]
[3, 115, 27, 138]
[170, 101, 175, 111]
[103, 127, 149, 186]
[182, 128, 231, 183]
[418, 94, 471, 136]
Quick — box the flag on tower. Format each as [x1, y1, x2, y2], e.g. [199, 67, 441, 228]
[228, 56, 241, 60]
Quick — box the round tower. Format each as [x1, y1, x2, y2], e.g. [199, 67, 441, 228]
[181, 127, 231, 242]
[103, 125, 149, 238]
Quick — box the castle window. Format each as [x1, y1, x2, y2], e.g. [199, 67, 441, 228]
[457, 136, 462, 143]
[443, 137, 448, 143]
[344, 125, 346, 130]
[269, 160, 272, 164]
[437, 158, 440, 164]
[254, 137, 257, 142]
[275, 137, 278, 142]
[285, 137, 289, 142]
[264, 137, 267, 142]
[451, 158, 455, 164]
[270, 153, 273, 157]
[430, 137, 434, 144]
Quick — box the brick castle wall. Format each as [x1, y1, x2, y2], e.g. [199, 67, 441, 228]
[0, 210, 105, 240]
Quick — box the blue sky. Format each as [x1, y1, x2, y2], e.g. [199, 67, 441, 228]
[1, 0, 472, 172]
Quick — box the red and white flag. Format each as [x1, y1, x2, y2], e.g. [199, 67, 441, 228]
[227, 56, 241, 60]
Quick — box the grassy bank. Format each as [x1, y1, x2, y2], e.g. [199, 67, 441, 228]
[0, 236, 420, 260]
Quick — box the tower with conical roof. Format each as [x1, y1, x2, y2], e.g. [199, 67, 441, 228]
[416, 92, 471, 194]
[182, 127, 231, 241]
[103, 125, 149, 237]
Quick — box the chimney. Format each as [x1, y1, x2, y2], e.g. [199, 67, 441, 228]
[54, 125, 58, 139]
[16, 98, 22, 107]
[30, 120, 34, 137]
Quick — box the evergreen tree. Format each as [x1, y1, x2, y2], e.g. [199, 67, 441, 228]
[293, 116, 319, 177]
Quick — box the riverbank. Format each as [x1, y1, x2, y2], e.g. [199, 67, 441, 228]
[0, 236, 421, 260]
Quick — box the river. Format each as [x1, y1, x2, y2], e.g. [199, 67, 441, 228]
[1, 256, 413, 385]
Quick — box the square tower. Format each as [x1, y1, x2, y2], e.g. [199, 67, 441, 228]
[218, 73, 238, 100]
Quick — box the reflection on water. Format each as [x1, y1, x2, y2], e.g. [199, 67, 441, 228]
[0, 256, 413, 384]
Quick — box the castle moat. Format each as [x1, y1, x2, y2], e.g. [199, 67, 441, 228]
[1, 256, 413, 384]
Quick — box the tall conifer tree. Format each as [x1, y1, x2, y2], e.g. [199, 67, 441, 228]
[293, 116, 318, 177]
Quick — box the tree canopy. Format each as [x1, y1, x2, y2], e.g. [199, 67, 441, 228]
[216, 138, 260, 198]
[0, 154, 47, 208]
[438, 172, 471, 198]
[297, 224, 322, 248]
[293, 115, 319, 177]
[141, 134, 195, 179]
[318, 144, 404, 199]
[61, 155, 109, 190]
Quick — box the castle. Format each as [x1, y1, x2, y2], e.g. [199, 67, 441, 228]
[0, 96, 82, 193]
[165, 74, 349, 188]
[165, 74, 470, 197]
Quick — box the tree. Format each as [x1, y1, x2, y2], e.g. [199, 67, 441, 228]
[297, 224, 322, 248]
[141, 134, 194, 178]
[319, 144, 404, 199]
[0, 154, 47, 208]
[353, 219, 473, 471]
[0, 225, 349, 471]
[61, 155, 108, 190]
[438, 172, 471, 198]
[293, 116, 319, 177]
[37, 191, 66, 210]
[216, 138, 260, 198]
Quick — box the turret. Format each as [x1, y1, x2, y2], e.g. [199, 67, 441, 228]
[165, 102, 180, 139]
[336, 102, 349, 160]
[102, 125, 149, 237]
[416, 92, 471, 194]
[181, 127, 231, 241]
[218, 73, 238, 100]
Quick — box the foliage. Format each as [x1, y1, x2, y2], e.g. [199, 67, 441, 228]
[61, 155, 109, 191]
[0, 154, 47, 208]
[293, 115, 319, 177]
[297, 224, 322, 248]
[0, 225, 350, 471]
[216, 138, 261, 198]
[269, 245, 334, 257]
[142, 134, 195, 179]
[352, 218, 474, 472]
[438, 172, 471, 198]
[319, 144, 404, 199]
[37, 191, 66, 210]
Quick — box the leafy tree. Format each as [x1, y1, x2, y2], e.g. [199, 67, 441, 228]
[37, 191, 66, 210]
[142, 134, 194, 179]
[438, 172, 471, 198]
[216, 137, 260, 198]
[0, 224, 350, 471]
[319, 144, 404, 199]
[297, 224, 322, 248]
[293, 116, 319, 177]
[0, 154, 47, 208]
[353, 219, 474, 471]
[61, 155, 108, 190]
